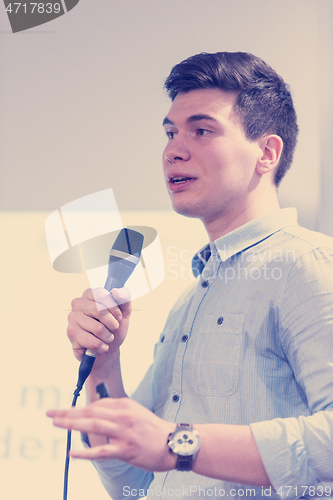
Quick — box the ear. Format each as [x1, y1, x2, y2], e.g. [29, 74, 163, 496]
[256, 135, 283, 176]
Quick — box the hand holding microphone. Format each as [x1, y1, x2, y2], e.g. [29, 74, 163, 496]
[68, 288, 130, 362]
[67, 228, 144, 393]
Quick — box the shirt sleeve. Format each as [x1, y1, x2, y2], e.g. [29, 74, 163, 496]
[250, 247, 333, 498]
[82, 432, 153, 499]
[81, 365, 155, 499]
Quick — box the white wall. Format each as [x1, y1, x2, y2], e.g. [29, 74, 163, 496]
[1, 1, 333, 499]
[1, 0, 331, 230]
[317, 0, 333, 235]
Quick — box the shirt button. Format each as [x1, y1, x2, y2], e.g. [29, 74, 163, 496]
[172, 394, 180, 402]
[160, 335, 165, 343]
[201, 280, 209, 288]
[181, 335, 188, 342]
[217, 317, 224, 325]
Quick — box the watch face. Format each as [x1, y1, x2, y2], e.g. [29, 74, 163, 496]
[169, 428, 200, 457]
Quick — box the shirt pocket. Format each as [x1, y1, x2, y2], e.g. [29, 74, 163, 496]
[193, 313, 245, 396]
[152, 329, 175, 411]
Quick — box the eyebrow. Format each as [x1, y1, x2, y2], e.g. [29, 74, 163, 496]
[162, 114, 219, 126]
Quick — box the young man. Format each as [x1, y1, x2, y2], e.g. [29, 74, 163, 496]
[47, 52, 333, 499]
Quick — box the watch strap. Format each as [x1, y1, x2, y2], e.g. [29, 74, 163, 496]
[176, 454, 193, 471]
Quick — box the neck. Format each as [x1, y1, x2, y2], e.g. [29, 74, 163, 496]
[204, 186, 280, 242]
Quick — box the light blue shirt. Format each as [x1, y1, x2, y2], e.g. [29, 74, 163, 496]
[91, 208, 333, 499]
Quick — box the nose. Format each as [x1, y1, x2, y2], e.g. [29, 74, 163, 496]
[163, 136, 190, 164]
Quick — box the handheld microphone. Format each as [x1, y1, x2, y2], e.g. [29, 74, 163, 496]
[63, 228, 144, 500]
[75, 228, 144, 394]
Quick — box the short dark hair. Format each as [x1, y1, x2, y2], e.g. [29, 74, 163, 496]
[164, 52, 298, 186]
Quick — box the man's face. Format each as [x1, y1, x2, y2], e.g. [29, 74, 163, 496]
[162, 89, 263, 230]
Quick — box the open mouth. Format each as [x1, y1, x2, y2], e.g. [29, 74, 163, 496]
[170, 176, 194, 184]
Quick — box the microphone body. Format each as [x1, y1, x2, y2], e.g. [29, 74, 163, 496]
[104, 249, 140, 291]
[77, 228, 144, 389]
[85, 251, 140, 358]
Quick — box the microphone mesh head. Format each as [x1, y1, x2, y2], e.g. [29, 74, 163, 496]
[112, 228, 144, 256]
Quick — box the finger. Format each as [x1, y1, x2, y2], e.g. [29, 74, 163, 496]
[91, 287, 131, 323]
[51, 415, 118, 437]
[78, 289, 123, 325]
[82, 288, 131, 324]
[73, 310, 116, 344]
[47, 405, 120, 434]
[70, 443, 119, 460]
[47, 403, 118, 422]
[111, 288, 132, 317]
[71, 329, 112, 360]
[70, 295, 121, 337]
[67, 316, 114, 359]
[90, 288, 123, 321]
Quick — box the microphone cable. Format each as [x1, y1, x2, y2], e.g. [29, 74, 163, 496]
[63, 353, 96, 500]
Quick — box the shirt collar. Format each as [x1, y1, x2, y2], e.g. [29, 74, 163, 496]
[192, 208, 298, 277]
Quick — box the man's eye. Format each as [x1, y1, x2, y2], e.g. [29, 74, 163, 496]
[166, 131, 175, 139]
[197, 128, 211, 136]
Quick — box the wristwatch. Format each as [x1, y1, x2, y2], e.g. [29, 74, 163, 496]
[167, 423, 201, 471]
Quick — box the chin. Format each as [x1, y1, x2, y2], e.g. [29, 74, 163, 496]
[172, 202, 202, 219]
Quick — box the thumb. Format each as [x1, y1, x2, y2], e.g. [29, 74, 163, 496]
[111, 287, 132, 313]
